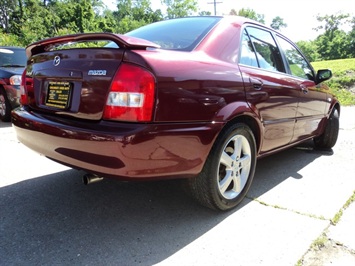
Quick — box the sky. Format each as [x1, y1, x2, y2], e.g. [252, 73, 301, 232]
[103, 0, 355, 41]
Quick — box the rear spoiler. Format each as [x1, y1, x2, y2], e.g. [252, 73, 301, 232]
[26, 32, 160, 57]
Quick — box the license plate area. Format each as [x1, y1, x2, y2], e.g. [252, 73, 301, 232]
[46, 81, 72, 109]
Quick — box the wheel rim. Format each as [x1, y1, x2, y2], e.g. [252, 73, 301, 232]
[217, 134, 252, 200]
[0, 94, 6, 117]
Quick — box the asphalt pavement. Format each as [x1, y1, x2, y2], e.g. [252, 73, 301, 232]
[1, 106, 354, 266]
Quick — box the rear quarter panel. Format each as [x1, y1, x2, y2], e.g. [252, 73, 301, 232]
[134, 49, 247, 122]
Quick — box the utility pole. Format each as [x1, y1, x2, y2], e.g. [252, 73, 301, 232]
[207, 0, 223, 16]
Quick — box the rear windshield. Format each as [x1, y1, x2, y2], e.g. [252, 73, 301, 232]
[0, 48, 26, 67]
[125, 17, 222, 51]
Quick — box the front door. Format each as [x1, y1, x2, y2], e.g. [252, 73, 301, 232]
[276, 36, 327, 142]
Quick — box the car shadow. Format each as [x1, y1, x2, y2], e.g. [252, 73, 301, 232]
[249, 140, 334, 198]
[0, 141, 332, 265]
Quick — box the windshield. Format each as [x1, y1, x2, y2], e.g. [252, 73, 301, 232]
[125, 17, 222, 51]
[0, 47, 26, 67]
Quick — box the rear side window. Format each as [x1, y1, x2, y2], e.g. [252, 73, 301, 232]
[276, 36, 314, 80]
[240, 27, 285, 73]
[240, 30, 258, 67]
[126, 17, 221, 51]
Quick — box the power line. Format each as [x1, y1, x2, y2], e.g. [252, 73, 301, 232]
[207, 0, 223, 16]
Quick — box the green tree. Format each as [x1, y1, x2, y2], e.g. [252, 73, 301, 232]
[270, 16, 287, 31]
[12, 0, 59, 44]
[314, 13, 350, 39]
[296, 40, 319, 62]
[74, 0, 96, 33]
[51, 0, 83, 34]
[315, 30, 350, 60]
[3, 0, 111, 46]
[162, 0, 198, 19]
[229, 9, 237, 16]
[0, 0, 17, 33]
[237, 8, 265, 24]
[0, 33, 20, 46]
[132, 0, 163, 24]
[199, 10, 211, 16]
[314, 13, 352, 60]
[113, 0, 163, 33]
[95, 8, 116, 33]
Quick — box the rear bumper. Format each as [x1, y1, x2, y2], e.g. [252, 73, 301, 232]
[12, 108, 224, 180]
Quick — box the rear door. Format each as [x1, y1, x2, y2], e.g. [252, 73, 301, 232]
[239, 26, 299, 153]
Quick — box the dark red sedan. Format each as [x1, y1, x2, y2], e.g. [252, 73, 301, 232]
[12, 16, 339, 211]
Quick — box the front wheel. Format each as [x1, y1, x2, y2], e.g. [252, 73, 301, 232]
[186, 123, 257, 211]
[0, 89, 12, 122]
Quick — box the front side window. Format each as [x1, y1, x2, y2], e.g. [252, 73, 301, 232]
[276, 36, 314, 80]
[240, 27, 285, 73]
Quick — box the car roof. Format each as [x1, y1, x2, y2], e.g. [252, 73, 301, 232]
[218, 15, 294, 43]
[179, 15, 265, 28]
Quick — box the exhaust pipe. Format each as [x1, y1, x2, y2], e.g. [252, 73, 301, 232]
[83, 174, 104, 185]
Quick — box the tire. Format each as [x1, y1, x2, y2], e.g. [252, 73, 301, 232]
[186, 123, 257, 211]
[0, 88, 12, 122]
[314, 108, 339, 150]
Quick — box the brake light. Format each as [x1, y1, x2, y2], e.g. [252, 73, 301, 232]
[20, 70, 27, 105]
[103, 63, 155, 122]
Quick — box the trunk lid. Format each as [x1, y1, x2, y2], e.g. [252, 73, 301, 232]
[24, 33, 159, 120]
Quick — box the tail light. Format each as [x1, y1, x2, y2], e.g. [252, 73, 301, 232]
[9, 75, 22, 85]
[20, 69, 34, 106]
[103, 63, 155, 122]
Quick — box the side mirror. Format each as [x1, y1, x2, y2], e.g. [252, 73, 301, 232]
[316, 69, 332, 84]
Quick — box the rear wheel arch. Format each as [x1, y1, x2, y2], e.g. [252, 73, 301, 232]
[223, 114, 262, 155]
[183, 114, 261, 211]
[213, 102, 263, 154]
[186, 121, 257, 210]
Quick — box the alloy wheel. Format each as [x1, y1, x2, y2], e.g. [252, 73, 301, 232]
[218, 134, 252, 200]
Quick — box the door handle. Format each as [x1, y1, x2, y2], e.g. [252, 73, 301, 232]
[249, 77, 263, 90]
[300, 85, 308, 94]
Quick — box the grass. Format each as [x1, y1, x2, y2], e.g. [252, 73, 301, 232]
[312, 58, 355, 106]
[331, 190, 355, 225]
[297, 191, 355, 265]
[250, 191, 355, 266]
[310, 233, 329, 250]
[248, 196, 327, 221]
